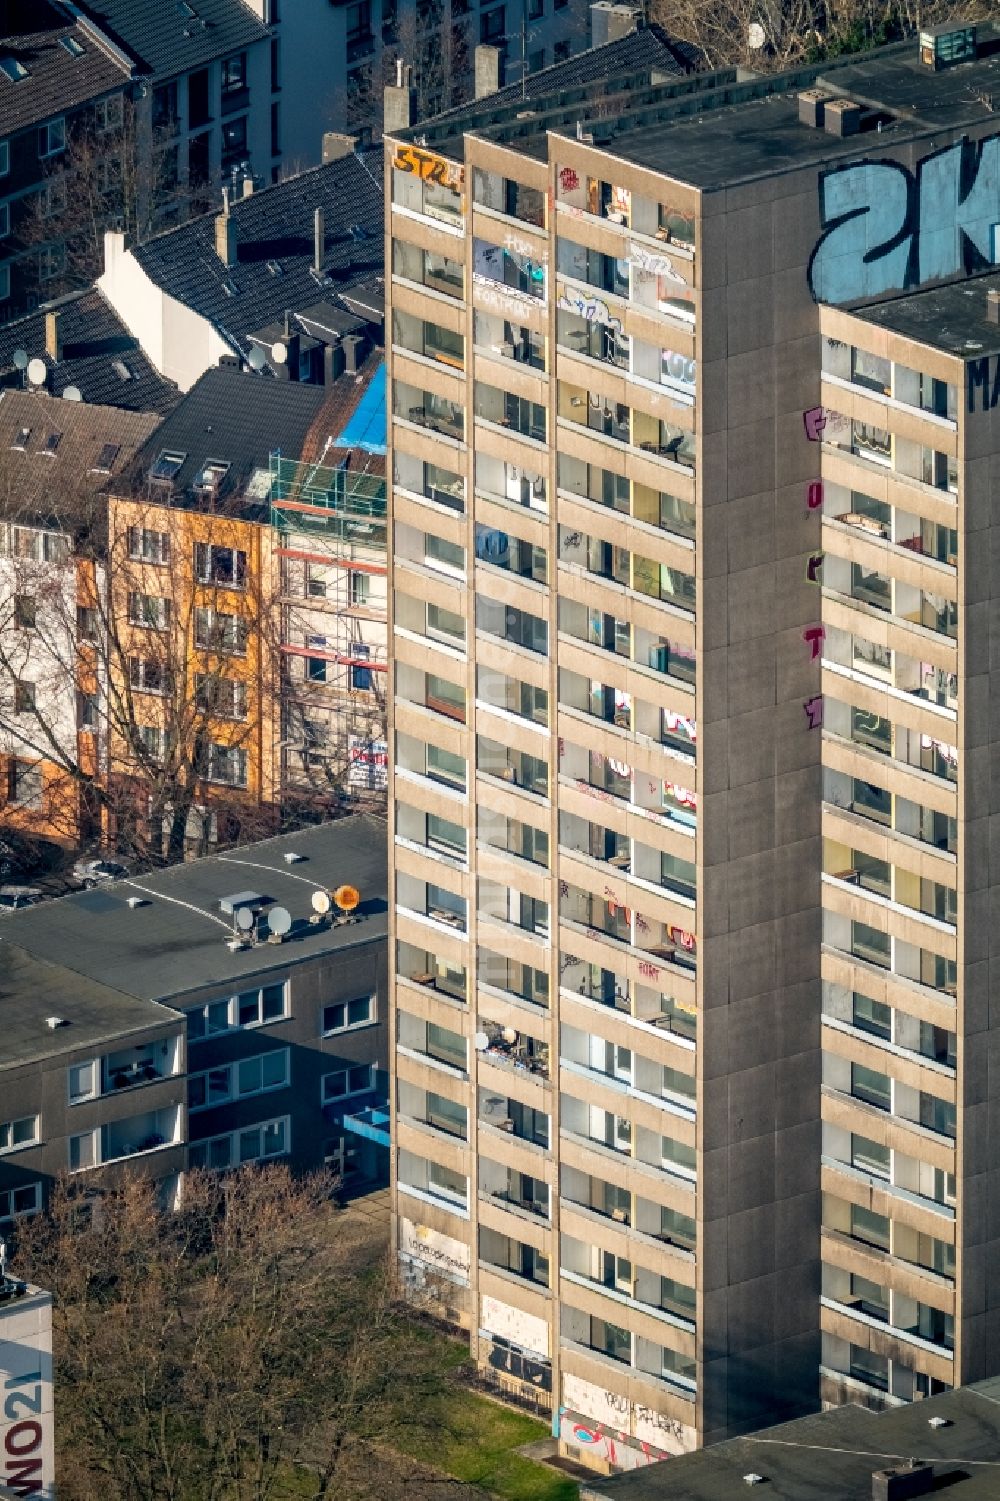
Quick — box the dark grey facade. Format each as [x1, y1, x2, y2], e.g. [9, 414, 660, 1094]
[0, 816, 388, 1228]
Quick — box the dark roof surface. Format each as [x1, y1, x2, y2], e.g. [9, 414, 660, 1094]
[1, 817, 388, 1006]
[855, 271, 1000, 360]
[0, 2, 130, 136]
[77, 0, 270, 83]
[0, 944, 180, 1071]
[128, 364, 328, 503]
[583, 1380, 1000, 1501]
[131, 153, 385, 360]
[0, 289, 180, 414]
[0, 389, 160, 518]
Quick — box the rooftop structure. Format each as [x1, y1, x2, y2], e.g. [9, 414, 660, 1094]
[0, 1, 130, 137]
[76, 0, 271, 84]
[582, 1378, 1000, 1500]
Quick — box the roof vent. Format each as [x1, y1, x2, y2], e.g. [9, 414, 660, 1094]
[218, 890, 266, 916]
[919, 23, 976, 70]
[824, 98, 862, 137]
[927, 1415, 951, 1429]
[283, 851, 306, 864]
[126, 896, 147, 909]
[743, 1478, 767, 1488]
[46, 1016, 67, 1030]
[872, 1462, 935, 1501]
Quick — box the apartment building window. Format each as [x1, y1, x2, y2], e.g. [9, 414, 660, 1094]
[76, 603, 97, 639]
[189, 69, 210, 129]
[553, 37, 570, 58]
[0, 1183, 41, 1224]
[128, 527, 170, 564]
[39, 117, 65, 158]
[188, 1117, 289, 1170]
[95, 94, 124, 133]
[195, 608, 247, 654]
[138, 725, 163, 760]
[321, 1063, 376, 1104]
[271, 101, 280, 158]
[346, 1, 373, 57]
[78, 693, 98, 731]
[195, 543, 246, 587]
[0, 1115, 39, 1153]
[221, 116, 248, 168]
[349, 571, 369, 606]
[0, 142, 8, 176]
[189, 1048, 289, 1111]
[128, 591, 171, 629]
[323, 993, 376, 1034]
[13, 526, 68, 562]
[38, 242, 65, 281]
[152, 81, 178, 132]
[13, 593, 35, 629]
[853, 993, 891, 1039]
[221, 53, 247, 98]
[39, 177, 67, 219]
[195, 674, 247, 720]
[851, 1134, 889, 1178]
[8, 759, 41, 808]
[206, 742, 248, 787]
[851, 1063, 891, 1111]
[186, 981, 287, 1040]
[480, 6, 505, 41]
[349, 643, 373, 690]
[307, 638, 328, 683]
[129, 656, 168, 695]
[14, 680, 35, 713]
[270, 37, 280, 91]
[851, 1203, 890, 1251]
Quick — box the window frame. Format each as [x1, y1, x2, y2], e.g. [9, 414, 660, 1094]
[188, 1046, 290, 1112]
[322, 992, 376, 1036]
[0, 1114, 40, 1153]
[186, 981, 289, 1042]
[321, 1062, 376, 1104]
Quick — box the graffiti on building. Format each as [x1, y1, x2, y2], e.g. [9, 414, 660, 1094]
[809, 135, 1000, 304]
[803, 695, 824, 730]
[803, 624, 825, 660]
[628, 243, 686, 283]
[803, 406, 826, 441]
[392, 143, 464, 193]
[806, 552, 824, 584]
[807, 480, 824, 511]
[967, 354, 1000, 411]
[556, 286, 622, 329]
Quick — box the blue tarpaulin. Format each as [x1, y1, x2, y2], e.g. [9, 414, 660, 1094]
[337, 360, 386, 454]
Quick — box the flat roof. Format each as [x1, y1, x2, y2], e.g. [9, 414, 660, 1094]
[1, 817, 387, 1007]
[583, 1379, 1000, 1501]
[851, 271, 1000, 359]
[0, 943, 181, 1071]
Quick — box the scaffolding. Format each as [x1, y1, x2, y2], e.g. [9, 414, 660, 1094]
[269, 452, 388, 804]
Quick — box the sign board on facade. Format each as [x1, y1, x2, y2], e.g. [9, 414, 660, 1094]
[347, 735, 388, 789]
[0, 1287, 55, 1499]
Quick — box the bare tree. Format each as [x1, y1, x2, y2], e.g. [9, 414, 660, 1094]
[13, 1167, 472, 1501]
[0, 467, 285, 864]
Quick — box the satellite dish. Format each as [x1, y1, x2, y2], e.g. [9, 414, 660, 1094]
[501, 1026, 517, 1044]
[268, 905, 292, 936]
[27, 358, 47, 386]
[311, 889, 332, 915]
[235, 905, 255, 932]
[270, 340, 288, 365]
[748, 20, 766, 48]
[247, 346, 266, 372]
[334, 884, 360, 912]
[62, 385, 83, 402]
[12, 349, 27, 371]
[474, 1031, 489, 1051]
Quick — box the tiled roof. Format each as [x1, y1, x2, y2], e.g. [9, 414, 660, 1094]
[0, 2, 131, 137]
[0, 288, 180, 414]
[127, 364, 329, 507]
[0, 389, 160, 522]
[130, 152, 385, 360]
[76, 0, 270, 83]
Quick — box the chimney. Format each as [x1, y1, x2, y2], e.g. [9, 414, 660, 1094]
[590, 2, 640, 47]
[384, 61, 416, 133]
[215, 192, 238, 268]
[314, 207, 325, 275]
[241, 176, 254, 199]
[475, 44, 503, 98]
[324, 341, 346, 386]
[44, 309, 62, 362]
[343, 333, 367, 374]
[988, 288, 1000, 324]
[871, 1463, 936, 1501]
[322, 131, 360, 163]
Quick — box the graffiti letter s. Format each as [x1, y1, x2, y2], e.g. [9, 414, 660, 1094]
[808, 161, 914, 304]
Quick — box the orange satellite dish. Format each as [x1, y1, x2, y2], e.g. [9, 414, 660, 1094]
[334, 884, 360, 912]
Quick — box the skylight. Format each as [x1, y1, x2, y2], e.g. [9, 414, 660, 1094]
[91, 442, 121, 474]
[178, 1, 198, 16]
[195, 460, 230, 492]
[41, 432, 62, 456]
[0, 58, 29, 83]
[150, 449, 186, 483]
[111, 358, 132, 381]
[11, 427, 30, 451]
[60, 36, 85, 58]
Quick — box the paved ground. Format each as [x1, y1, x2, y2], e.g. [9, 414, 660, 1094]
[340, 1184, 391, 1234]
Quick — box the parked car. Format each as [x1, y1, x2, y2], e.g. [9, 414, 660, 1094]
[0, 885, 45, 912]
[0, 834, 66, 883]
[71, 858, 130, 889]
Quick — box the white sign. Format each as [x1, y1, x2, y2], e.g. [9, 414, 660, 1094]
[0, 1287, 55, 1499]
[481, 1295, 549, 1358]
[348, 735, 387, 789]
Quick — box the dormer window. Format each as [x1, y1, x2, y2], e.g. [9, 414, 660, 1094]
[11, 427, 30, 451]
[0, 58, 29, 84]
[91, 442, 120, 474]
[149, 449, 186, 485]
[195, 459, 230, 493]
[41, 432, 62, 456]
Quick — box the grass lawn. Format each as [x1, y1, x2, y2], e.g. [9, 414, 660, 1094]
[391, 1383, 578, 1501]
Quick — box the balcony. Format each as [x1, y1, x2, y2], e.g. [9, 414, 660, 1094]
[69, 1038, 182, 1103]
[477, 1020, 550, 1080]
[69, 1106, 182, 1171]
[478, 1091, 549, 1148]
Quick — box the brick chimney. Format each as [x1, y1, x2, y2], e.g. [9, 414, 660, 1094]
[214, 189, 238, 268]
[44, 309, 61, 362]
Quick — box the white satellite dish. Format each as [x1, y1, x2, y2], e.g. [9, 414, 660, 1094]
[474, 1031, 489, 1051]
[311, 889, 332, 915]
[247, 345, 266, 371]
[12, 349, 27, 371]
[235, 905, 255, 932]
[268, 905, 292, 936]
[62, 385, 83, 402]
[270, 340, 287, 365]
[748, 20, 766, 48]
[26, 358, 47, 386]
[501, 1026, 517, 1044]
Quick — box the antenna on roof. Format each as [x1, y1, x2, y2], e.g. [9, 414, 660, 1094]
[12, 349, 27, 370]
[267, 906, 291, 942]
[247, 345, 266, 372]
[27, 358, 47, 387]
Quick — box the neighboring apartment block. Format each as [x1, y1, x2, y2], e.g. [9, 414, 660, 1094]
[0, 817, 389, 1226]
[384, 19, 1000, 1472]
